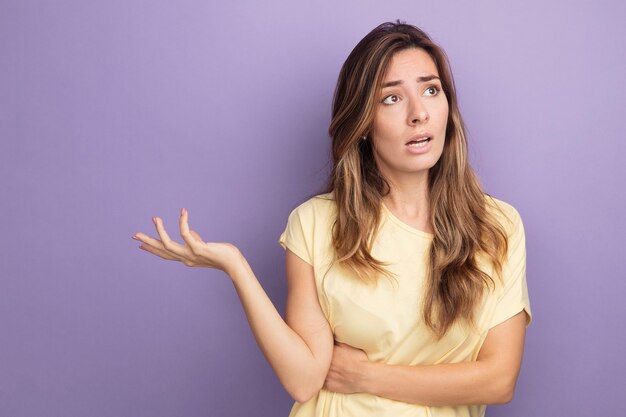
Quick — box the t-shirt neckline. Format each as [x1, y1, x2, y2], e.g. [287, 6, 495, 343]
[381, 202, 435, 239]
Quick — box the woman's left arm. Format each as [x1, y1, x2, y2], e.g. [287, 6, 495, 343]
[324, 309, 527, 406]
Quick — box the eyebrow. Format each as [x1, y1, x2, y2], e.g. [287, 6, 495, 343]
[382, 75, 441, 88]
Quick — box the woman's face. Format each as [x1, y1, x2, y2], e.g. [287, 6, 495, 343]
[370, 47, 449, 180]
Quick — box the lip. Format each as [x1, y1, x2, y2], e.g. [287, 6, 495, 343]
[405, 132, 433, 145]
[405, 131, 433, 155]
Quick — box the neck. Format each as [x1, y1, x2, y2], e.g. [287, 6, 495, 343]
[381, 170, 430, 219]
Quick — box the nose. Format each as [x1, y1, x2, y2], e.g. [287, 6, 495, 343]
[408, 97, 429, 125]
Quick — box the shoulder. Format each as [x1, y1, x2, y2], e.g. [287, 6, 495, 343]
[279, 193, 336, 261]
[288, 192, 337, 219]
[483, 194, 524, 237]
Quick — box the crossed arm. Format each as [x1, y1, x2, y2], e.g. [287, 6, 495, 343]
[285, 249, 528, 406]
[323, 311, 527, 406]
[133, 209, 527, 406]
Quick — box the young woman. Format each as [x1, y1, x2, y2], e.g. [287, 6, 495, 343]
[132, 21, 532, 417]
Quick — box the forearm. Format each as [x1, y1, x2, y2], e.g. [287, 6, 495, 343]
[360, 360, 514, 406]
[226, 254, 326, 401]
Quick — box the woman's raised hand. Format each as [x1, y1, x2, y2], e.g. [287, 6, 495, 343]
[132, 208, 242, 275]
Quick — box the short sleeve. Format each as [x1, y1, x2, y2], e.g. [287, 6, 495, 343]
[489, 205, 533, 329]
[278, 202, 314, 266]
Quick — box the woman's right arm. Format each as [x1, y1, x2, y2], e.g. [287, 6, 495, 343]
[133, 208, 333, 403]
[228, 248, 333, 403]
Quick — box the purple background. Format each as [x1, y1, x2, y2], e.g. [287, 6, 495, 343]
[1, 1, 625, 416]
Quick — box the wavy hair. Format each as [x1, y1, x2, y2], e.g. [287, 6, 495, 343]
[322, 21, 509, 339]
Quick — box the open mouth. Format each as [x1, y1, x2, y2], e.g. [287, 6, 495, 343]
[406, 137, 431, 148]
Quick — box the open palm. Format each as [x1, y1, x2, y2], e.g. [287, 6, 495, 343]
[132, 208, 241, 273]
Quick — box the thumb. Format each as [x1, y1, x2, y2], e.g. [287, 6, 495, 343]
[190, 230, 204, 242]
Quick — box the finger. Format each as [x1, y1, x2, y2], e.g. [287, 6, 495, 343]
[134, 234, 179, 260]
[179, 208, 203, 254]
[190, 230, 204, 242]
[138, 244, 180, 261]
[153, 216, 190, 258]
[133, 232, 166, 249]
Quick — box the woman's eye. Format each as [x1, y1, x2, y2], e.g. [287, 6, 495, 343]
[425, 86, 440, 96]
[382, 95, 400, 105]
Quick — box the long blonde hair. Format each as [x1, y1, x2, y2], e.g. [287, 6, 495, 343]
[323, 21, 509, 339]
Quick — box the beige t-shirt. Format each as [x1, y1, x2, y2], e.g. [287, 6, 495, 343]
[278, 192, 532, 417]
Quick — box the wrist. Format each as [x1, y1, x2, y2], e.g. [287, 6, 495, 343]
[224, 249, 250, 282]
[358, 359, 377, 394]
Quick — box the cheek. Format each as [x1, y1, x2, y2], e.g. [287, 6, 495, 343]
[434, 108, 449, 138]
[440, 101, 450, 123]
[372, 117, 402, 143]
[371, 113, 386, 136]
[437, 114, 448, 143]
[432, 100, 448, 120]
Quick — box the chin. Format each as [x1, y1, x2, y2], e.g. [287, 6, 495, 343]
[406, 157, 441, 172]
[376, 152, 441, 177]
